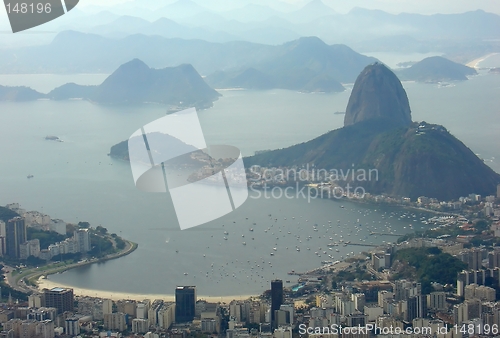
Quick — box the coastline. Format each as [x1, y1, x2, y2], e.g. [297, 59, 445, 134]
[37, 277, 256, 303]
[7, 239, 138, 294]
[466, 53, 500, 68]
[18, 194, 449, 302]
[31, 239, 257, 303]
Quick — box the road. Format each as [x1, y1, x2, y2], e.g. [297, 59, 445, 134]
[2, 239, 137, 294]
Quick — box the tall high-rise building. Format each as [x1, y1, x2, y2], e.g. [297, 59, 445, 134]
[65, 317, 80, 336]
[175, 286, 196, 323]
[5, 217, 26, 258]
[406, 295, 427, 321]
[497, 184, 500, 199]
[271, 280, 283, 328]
[43, 288, 74, 314]
[74, 229, 91, 253]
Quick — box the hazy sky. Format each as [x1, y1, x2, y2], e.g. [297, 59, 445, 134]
[78, 0, 500, 15]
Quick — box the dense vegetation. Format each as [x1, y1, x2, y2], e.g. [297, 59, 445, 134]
[331, 267, 373, 287]
[246, 120, 500, 200]
[89, 233, 114, 258]
[109, 140, 129, 161]
[0, 206, 19, 222]
[27, 228, 67, 250]
[392, 247, 467, 294]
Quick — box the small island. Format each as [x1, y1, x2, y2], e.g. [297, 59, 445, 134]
[397, 56, 477, 82]
[45, 135, 62, 142]
[49, 59, 221, 109]
[0, 59, 221, 110]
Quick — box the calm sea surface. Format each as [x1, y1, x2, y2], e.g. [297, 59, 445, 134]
[0, 56, 499, 297]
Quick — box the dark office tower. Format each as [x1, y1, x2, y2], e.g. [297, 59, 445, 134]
[43, 287, 74, 314]
[271, 279, 283, 328]
[175, 286, 196, 323]
[407, 295, 427, 322]
[6, 217, 26, 258]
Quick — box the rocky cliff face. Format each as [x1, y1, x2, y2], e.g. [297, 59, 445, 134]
[344, 62, 412, 128]
[246, 63, 500, 200]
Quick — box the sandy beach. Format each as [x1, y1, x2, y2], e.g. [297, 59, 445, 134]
[466, 53, 500, 68]
[37, 277, 256, 303]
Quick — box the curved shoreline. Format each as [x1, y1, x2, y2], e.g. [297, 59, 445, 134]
[37, 277, 256, 303]
[21, 200, 447, 302]
[33, 240, 257, 303]
[9, 239, 139, 294]
[466, 53, 500, 68]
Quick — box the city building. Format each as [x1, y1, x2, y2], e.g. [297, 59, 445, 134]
[132, 318, 149, 334]
[158, 302, 175, 329]
[271, 280, 283, 328]
[74, 228, 91, 253]
[43, 287, 74, 314]
[279, 304, 294, 325]
[103, 299, 113, 316]
[407, 295, 427, 321]
[5, 217, 26, 258]
[104, 312, 128, 331]
[175, 286, 196, 323]
[19, 239, 40, 260]
[65, 317, 80, 336]
[136, 300, 150, 319]
[427, 291, 446, 311]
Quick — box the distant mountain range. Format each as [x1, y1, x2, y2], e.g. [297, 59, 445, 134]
[0, 35, 377, 87]
[2, 2, 500, 72]
[0, 31, 276, 74]
[246, 63, 500, 200]
[24, 0, 500, 59]
[0, 60, 221, 108]
[397, 56, 477, 82]
[206, 37, 377, 91]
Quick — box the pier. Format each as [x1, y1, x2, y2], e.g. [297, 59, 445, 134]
[369, 232, 404, 237]
[345, 242, 378, 247]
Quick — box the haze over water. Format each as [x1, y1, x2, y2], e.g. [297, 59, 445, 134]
[0, 56, 499, 297]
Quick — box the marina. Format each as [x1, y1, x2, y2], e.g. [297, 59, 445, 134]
[1, 69, 499, 296]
